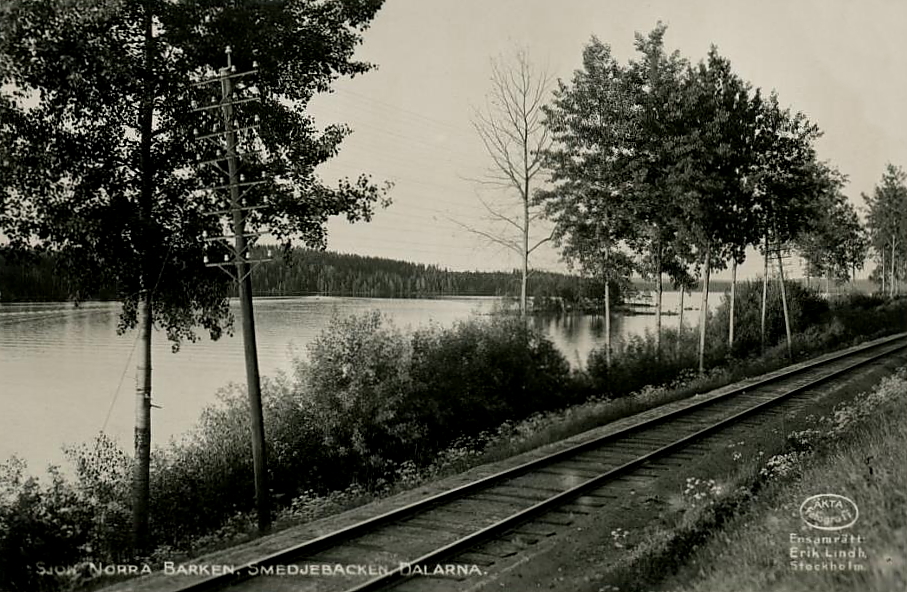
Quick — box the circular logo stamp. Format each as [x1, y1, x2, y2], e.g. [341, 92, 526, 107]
[799, 494, 859, 531]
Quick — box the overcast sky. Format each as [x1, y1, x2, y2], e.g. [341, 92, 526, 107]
[309, 0, 907, 279]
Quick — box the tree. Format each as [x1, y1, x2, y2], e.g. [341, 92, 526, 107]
[464, 49, 553, 317]
[865, 164, 907, 296]
[0, 0, 388, 554]
[746, 91, 824, 355]
[797, 190, 868, 292]
[621, 24, 693, 358]
[540, 38, 637, 367]
[671, 48, 762, 372]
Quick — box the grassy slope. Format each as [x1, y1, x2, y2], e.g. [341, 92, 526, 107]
[656, 369, 907, 592]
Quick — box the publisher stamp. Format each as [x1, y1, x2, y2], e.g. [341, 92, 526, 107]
[789, 493, 866, 572]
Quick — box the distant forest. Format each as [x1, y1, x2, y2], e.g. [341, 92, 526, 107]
[0, 247, 595, 304]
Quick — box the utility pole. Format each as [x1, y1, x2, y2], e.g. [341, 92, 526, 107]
[192, 47, 272, 533]
[775, 240, 794, 361]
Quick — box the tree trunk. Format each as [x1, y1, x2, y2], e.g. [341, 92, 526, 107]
[881, 249, 888, 296]
[677, 286, 685, 358]
[728, 258, 736, 351]
[698, 242, 711, 374]
[603, 241, 612, 368]
[777, 248, 793, 360]
[892, 240, 898, 298]
[132, 290, 152, 555]
[655, 246, 662, 360]
[521, 192, 529, 319]
[132, 4, 154, 556]
[760, 234, 769, 353]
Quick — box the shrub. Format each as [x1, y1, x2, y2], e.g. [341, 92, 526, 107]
[709, 279, 829, 357]
[407, 316, 573, 447]
[294, 311, 415, 483]
[586, 327, 713, 398]
[0, 458, 92, 592]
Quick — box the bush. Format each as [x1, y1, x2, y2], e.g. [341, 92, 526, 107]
[586, 327, 717, 398]
[407, 317, 573, 446]
[709, 279, 829, 357]
[0, 458, 93, 592]
[142, 312, 573, 550]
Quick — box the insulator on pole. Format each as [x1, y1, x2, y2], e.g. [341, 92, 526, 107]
[203, 255, 209, 264]
[224, 254, 229, 262]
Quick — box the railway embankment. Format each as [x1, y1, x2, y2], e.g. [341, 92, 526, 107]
[481, 357, 907, 592]
[86, 334, 907, 592]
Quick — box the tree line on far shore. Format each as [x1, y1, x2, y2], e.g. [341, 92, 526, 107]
[0, 246, 595, 304]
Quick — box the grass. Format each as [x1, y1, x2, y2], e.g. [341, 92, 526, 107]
[587, 366, 907, 592]
[653, 368, 907, 592]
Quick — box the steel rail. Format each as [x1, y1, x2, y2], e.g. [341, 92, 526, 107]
[170, 333, 907, 592]
[344, 335, 907, 591]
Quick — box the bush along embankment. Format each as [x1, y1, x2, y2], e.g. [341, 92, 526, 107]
[1, 290, 905, 592]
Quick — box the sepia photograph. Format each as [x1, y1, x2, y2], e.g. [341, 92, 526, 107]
[0, 1, 905, 591]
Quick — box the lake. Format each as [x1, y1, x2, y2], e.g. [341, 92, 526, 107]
[0, 292, 723, 471]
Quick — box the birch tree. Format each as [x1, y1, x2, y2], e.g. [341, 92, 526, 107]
[865, 164, 907, 296]
[466, 49, 553, 317]
[540, 38, 636, 367]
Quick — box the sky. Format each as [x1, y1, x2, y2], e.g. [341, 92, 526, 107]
[309, 0, 906, 280]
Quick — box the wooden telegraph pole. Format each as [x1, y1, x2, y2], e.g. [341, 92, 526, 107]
[775, 239, 794, 361]
[192, 47, 272, 533]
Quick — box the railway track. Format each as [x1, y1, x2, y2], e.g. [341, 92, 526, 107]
[157, 333, 907, 592]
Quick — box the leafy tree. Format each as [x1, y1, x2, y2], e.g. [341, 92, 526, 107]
[744, 91, 824, 354]
[797, 188, 868, 291]
[0, 0, 388, 553]
[540, 38, 638, 367]
[864, 164, 907, 296]
[621, 24, 693, 357]
[671, 48, 763, 372]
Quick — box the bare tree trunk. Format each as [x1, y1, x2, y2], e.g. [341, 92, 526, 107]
[132, 5, 154, 556]
[655, 245, 662, 359]
[881, 249, 888, 296]
[805, 257, 810, 290]
[728, 258, 736, 351]
[777, 248, 793, 360]
[521, 186, 529, 319]
[698, 242, 711, 374]
[132, 289, 152, 555]
[604, 246, 611, 368]
[761, 234, 769, 354]
[677, 286, 685, 358]
[892, 240, 898, 298]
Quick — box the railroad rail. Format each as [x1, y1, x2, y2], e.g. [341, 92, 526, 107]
[156, 333, 907, 592]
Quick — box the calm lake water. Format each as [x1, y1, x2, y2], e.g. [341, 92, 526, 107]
[0, 292, 723, 471]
